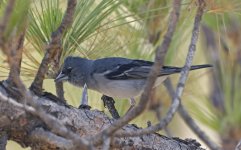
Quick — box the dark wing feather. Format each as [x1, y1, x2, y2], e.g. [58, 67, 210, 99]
[105, 60, 153, 80]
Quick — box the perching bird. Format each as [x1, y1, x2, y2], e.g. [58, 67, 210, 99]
[55, 56, 211, 107]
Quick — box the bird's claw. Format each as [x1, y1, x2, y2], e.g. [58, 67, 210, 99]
[78, 104, 91, 110]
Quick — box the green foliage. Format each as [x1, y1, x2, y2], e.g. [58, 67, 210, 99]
[0, 0, 30, 40]
[26, 0, 122, 65]
[27, 0, 63, 55]
[62, 0, 121, 61]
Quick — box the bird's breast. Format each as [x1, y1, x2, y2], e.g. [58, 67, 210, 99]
[92, 74, 167, 99]
[93, 74, 144, 98]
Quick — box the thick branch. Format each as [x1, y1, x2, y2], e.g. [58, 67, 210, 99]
[0, 83, 90, 150]
[30, 0, 77, 95]
[0, 84, 204, 150]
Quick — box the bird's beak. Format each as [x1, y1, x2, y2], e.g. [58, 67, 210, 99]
[55, 71, 68, 82]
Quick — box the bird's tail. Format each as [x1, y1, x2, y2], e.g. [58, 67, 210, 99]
[160, 64, 212, 76]
[190, 64, 212, 70]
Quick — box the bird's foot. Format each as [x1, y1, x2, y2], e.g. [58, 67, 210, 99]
[78, 104, 91, 110]
[101, 95, 120, 119]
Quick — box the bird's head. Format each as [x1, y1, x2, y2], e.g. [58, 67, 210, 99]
[55, 57, 87, 85]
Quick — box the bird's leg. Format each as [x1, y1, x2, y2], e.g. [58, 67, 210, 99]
[79, 84, 91, 110]
[127, 98, 136, 112]
[101, 95, 120, 119]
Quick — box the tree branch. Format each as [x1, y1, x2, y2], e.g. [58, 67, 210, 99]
[30, 0, 77, 95]
[0, 83, 204, 150]
[6, 31, 26, 86]
[0, 82, 90, 150]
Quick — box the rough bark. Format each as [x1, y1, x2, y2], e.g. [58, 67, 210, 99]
[0, 82, 204, 150]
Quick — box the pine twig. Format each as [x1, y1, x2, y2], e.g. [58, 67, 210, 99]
[7, 31, 26, 86]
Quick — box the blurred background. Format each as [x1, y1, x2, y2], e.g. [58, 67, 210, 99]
[0, 0, 240, 149]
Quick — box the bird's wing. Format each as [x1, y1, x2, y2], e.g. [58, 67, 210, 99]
[100, 59, 211, 80]
[103, 59, 152, 80]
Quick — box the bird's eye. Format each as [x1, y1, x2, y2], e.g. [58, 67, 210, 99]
[62, 67, 72, 74]
[67, 67, 72, 71]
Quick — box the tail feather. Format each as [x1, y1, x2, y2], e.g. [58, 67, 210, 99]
[190, 64, 212, 70]
[160, 64, 212, 76]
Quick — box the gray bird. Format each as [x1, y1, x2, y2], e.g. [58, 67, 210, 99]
[55, 56, 211, 107]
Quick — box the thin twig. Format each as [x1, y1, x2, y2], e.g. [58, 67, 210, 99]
[30, 0, 77, 95]
[7, 31, 26, 86]
[113, 0, 206, 137]
[236, 140, 241, 150]
[54, 56, 65, 100]
[164, 78, 220, 150]
[0, 29, 26, 101]
[0, 91, 35, 113]
[153, 102, 173, 137]
[91, 0, 182, 145]
[55, 82, 65, 102]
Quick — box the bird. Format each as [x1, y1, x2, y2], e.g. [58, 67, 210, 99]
[55, 56, 211, 108]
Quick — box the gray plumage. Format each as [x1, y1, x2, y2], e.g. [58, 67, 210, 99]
[55, 56, 211, 99]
